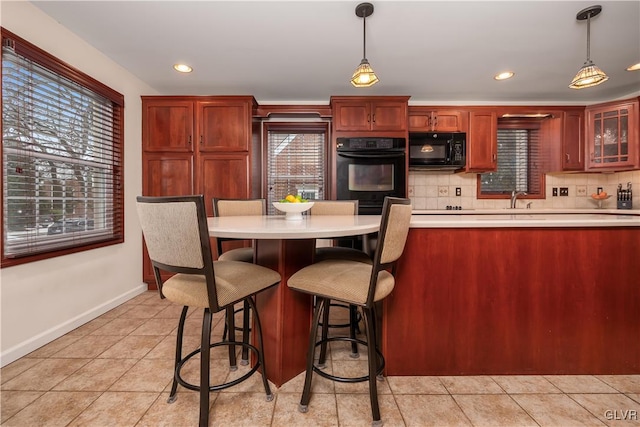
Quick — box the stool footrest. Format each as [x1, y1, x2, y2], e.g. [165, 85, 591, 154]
[312, 336, 384, 383]
[175, 342, 262, 392]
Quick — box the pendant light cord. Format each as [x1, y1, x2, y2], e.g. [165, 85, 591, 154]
[586, 13, 591, 62]
[362, 13, 367, 60]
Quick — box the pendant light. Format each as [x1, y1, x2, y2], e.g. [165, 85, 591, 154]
[569, 5, 609, 89]
[351, 2, 379, 87]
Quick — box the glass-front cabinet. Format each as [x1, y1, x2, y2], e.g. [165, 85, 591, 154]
[585, 100, 638, 170]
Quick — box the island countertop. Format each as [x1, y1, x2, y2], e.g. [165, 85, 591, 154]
[410, 209, 640, 228]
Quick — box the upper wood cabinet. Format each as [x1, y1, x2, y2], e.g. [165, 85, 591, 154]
[143, 100, 194, 152]
[585, 98, 639, 171]
[466, 110, 497, 172]
[539, 109, 584, 172]
[408, 108, 468, 132]
[562, 110, 585, 171]
[331, 96, 409, 132]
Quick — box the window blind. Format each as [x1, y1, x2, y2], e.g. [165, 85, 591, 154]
[266, 129, 326, 215]
[480, 122, 543, 196]
[2, 32, 124, 261]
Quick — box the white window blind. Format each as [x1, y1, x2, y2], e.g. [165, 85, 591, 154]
[2, 31, 124, 262]
[480, 124, 543, 196]
[266, 128, 326, 215]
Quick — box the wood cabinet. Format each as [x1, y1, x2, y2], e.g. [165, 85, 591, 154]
[585, 98, 639, 171]
[466, 110, 497, 171]
[141, 96, 258, 285]
[331, 96, 409, 132]
[541, 109, 585, 172]
[562, 110, 585, 171]
[408, 108, 468, 132]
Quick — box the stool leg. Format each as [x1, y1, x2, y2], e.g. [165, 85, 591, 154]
[349, 304, 359, 358]
[199, 309, 212, 427]
[363, 307, 381, 425]
[247, 297, 273, 401]
[226, 307, 238, 371]
[168, 306, 189, 403]
[317, 299, 330, 368]
[240, 300, 250, 365]
[299, 297, 325, 413]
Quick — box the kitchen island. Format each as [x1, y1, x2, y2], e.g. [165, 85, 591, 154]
[383, 210, 640, 376]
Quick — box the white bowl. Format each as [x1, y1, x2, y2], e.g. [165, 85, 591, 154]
[272, 202, 314, 220]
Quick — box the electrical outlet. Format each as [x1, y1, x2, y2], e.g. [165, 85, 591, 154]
[576, 185, 587, 196]
[552, 187, 558, 197]
[559, 187, 569, 196]
[597, 187, 603, 194]
[438, 186, 449, 197]
[455, 187, 461, 197]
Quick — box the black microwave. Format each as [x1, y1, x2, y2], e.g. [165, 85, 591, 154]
[408, 132, 466, 170]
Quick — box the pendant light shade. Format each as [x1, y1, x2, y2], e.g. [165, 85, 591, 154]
[351, 2, 379, 87]
[569, 5, 608, 89]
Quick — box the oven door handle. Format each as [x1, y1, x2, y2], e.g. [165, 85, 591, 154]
[337, 152, 405, 159]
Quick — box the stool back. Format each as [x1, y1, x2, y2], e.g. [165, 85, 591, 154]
[309, 200, 358, 216]
[136, 195, 220, 311]
[212, 198, 265, 258]
[366, 197, 412, 305]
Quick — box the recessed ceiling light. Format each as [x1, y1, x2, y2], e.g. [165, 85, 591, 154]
[627, 62, 640, 71]
[494, 71, 514, 81]
[173, 64, 193, 73]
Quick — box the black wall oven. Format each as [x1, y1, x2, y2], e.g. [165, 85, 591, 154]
[336, 137, 406, 214]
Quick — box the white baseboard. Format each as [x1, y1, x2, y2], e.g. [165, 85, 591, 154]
[0, 284, 148, 367]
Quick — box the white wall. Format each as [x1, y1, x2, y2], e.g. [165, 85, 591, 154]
[0, 1, 159, 366]
[409, 170, 640, 210]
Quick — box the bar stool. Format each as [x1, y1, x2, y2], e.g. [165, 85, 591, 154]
[136, 195, 281, 427]
[213, 197, 266, 365]
[309, 200, 371, 359]
[288, 197, 412, 426]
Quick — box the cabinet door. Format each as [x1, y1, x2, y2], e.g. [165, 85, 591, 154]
[563, 110, 584, 171]
[332, 101, 372, 131]
[432, 110, 464, 132]
[196, 153, 249, 216]
[198, 101, 252, 152]
[586, 102, 638, 170]
[467, 111, 497, 172]
[408, 111, 432, 131]
[370, 101, 407, 131]
[142, 153, 193, 285]
[142, 100, 194, 152]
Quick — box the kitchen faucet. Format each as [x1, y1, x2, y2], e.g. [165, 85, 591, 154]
[510, 190, 527, 208]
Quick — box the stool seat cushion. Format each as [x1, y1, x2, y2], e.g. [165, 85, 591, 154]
[288, 259, 394, 306]
[218, 247, 254, 263]
[314, 247, 372, 264]
[163, 261, 281, 309]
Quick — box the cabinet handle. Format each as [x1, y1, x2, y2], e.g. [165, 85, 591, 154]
[433, 117, 438, 129]
[427, 116, 431, 129]
[188, 135, 192, 145]
[565, 153, 570, 161]
[372, 114, 376, 123]
[200, 135, 203, 145]
[367, 114, 371, 123]
[493, 154, 497, 162]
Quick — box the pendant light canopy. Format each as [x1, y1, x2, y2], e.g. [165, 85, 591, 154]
[351, 2, 379, 87]
[569, 5, 609, 89]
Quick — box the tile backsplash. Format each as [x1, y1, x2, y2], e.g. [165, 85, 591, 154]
[409, 170, 640, 210]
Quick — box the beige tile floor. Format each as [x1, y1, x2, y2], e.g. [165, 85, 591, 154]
[2, 290, 640, 426]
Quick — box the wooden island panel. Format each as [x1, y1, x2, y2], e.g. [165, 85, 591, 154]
[383, 227, 640, 375]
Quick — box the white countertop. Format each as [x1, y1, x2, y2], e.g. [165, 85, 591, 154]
[410, 209, 640, 228]
[208, 214, 381, 239]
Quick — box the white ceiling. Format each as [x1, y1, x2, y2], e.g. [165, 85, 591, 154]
[31, 0, 640, 105]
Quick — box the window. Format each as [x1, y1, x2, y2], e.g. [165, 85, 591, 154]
[478, 120, 544, 198]
[265, 123, 327, 215]
[1, 28, 124, 266]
